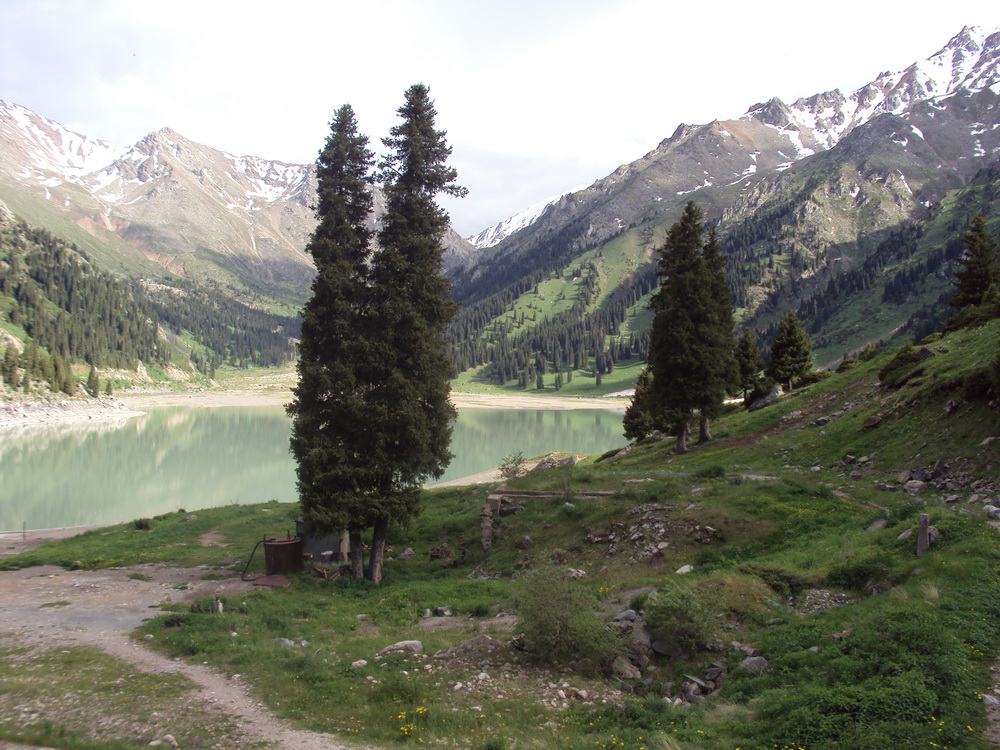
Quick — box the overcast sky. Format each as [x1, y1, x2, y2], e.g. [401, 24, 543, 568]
[1, 0, 996, 236]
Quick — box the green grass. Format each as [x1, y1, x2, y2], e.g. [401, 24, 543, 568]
[6, 321, 1000, 748]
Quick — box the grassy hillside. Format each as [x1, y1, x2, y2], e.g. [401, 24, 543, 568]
[3, 320, 998, 749]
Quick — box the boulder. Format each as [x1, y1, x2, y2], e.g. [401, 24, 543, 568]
[739, 656, 769, 675]
[611, 655, 642, 680]
[379, 640, 423, 655]
[904, 480, 928, 493]
[747, 384, 783, 412]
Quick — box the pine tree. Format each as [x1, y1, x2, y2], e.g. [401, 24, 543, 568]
[951, 213, 999, 310]
[695, 227, 738, 442]
[357, 84, 465, 583]
[767, 312, 812, 390]
[623, 366, 669, 440]
[645, 202, 732, 453]
[287, 103, 378, 581]
[734, 328, 763, 401]
[86, 365, 99, 397]
[105, 379, 114, 396]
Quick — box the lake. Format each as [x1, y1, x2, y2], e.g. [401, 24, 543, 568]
[0, 405, 626, 531]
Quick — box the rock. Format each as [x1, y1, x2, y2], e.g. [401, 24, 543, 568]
[874, 483, 896, 492]
[980, 436, 997, 447]
[944, 399, 961, 416]
[898, 470, 913, 483]
[614, 609, 638, 622]
[984, 694, 1000, 706]
[984, 505, 1000, 519]
[916, 347, 936, 362]
[379, 640, 423, 655]
[675, 564, 694, 575]
[945, 495, 961, 504]
[866, 518, 887, 531]
[863, 415, 882, 430]
[611, 655, 642, 680]
[517, 535, 533, 549]
[398, 547, 415, 559]
[161, 736, 179, 749]
[904, 480, 928, 493]
[351, 659, 368, 668]
[748, 384, 783, 412]
[739, 656, 769, 675]
[566, 567, 587, 578]
[428, 544, 451, 560]
[615, 444, 634, 458]
[897, 528, 913, 540]
[434, 606, 453, 617]
[814, 416, 832, 426]
[272, 638, 297, 648]
[180, 514, 198, 522]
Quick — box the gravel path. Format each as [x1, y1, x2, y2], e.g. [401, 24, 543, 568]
[0, 563, 363, 749]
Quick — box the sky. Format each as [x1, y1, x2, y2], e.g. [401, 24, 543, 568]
[1, 0, 996, 237]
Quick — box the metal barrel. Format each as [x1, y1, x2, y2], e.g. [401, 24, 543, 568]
[263, 536, 304, 576]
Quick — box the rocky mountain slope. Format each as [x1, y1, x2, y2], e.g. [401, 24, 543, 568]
[0, 101, 475, 306]
[446, 25, 1000, 377]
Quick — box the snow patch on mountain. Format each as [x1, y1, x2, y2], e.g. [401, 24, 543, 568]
[466, 184, 588, 248]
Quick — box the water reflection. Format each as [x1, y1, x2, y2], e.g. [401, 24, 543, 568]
[0, 405, 625, 531]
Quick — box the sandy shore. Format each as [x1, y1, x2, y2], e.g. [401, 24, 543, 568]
[118, 389, 629, 411]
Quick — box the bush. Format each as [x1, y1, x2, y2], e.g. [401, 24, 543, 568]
[132, 518, 151, 531]
[878, 344, 922, 388]
[514, 566, 618, 664]
[498, 450, 526, 482]
[826, 549, 896, 591]
[643, 579, 713, 654]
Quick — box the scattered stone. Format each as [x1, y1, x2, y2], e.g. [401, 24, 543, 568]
[904, 480, 928, 493]
[611, 655, 642, 680]
[897, 528, 913, 540]
[984, 694, 1000, 706]
[874, 483, 896, 492]
[398, 547, 414, 560]
[980, 436, 997, 448]
[866, 518, 887, 531]
[675, 564, 694, 575]
[272, 638, 297, 648]
[428, 543, 451, 560]
[944, 399, 961, 416]
[748, 384, 783, 411]
[180, 514, 198, 522]
[379, 640, 423, 655]
[814, 416, 832, 426]
[566, 568, 587, 578]
[624, 478, 653, 483]
[614, 609, 638, 622]
[516, 535, 533, 549]
[863, 415, 882, 430]
[351, 659, 368, 668]
[739, 656, 769, 675]
[434, 606, 453, 617]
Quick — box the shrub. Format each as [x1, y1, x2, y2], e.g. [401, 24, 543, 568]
[878, 344, 922, 389]
[132, 518, 151, 531]
[498, 450, 526, 481]
[694, 464, 725, 480]
[827, 549, 896, 591]
[643, 579, 713, 654]
[514, 566, 618, 664]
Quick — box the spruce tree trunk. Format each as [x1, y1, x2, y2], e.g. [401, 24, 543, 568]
[348, 531, 365, 580]
[675, 416, 689, 454]
[366, 518, 388, 583]
[699, 413, 712, 444]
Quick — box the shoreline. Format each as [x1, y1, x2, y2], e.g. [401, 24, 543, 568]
[117, 389, 629, 412]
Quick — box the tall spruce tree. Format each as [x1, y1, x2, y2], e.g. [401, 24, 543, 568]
[695, 227, 737, 442]
[767, 312, 812, 390]
[287, 103, 377, 580]
[950, 213, 999, 310]
[734, 327, 763, 401]
[362, 83, 465, 583]
[643, 202, 733, 453]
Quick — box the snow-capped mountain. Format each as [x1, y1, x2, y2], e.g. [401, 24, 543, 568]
[466, 185, 588, 249]
[456, 25, 1000, 294]
[0, 102, 474, 302]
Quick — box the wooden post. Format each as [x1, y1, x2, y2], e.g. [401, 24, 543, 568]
[917, 513, 930, 557]
[480, 503, 493, 555]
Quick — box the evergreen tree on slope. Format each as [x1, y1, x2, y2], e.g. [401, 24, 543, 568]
[767, 311, 812, 390]
[644, 202, 733, 453]
[364, 84, 466, 583]
[287, 104, 377, 580]
[951, 213, 999, 311]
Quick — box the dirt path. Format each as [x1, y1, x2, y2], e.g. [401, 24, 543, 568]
[0, 563, 364, 749]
